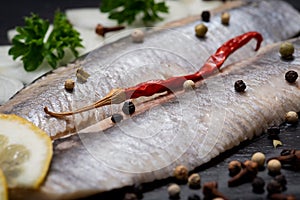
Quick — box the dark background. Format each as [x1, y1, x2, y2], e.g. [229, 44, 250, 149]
[0, 0, 300, 45]
[1, 0, 300, 199]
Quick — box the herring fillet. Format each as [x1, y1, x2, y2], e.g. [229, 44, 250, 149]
[11, 37, 300, 200]
[1, 1, 300, 199]
[0, 1, 300, 139]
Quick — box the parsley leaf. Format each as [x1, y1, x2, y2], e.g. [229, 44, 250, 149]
[100, 0, 169, 25]
[9, 12, 83, 71]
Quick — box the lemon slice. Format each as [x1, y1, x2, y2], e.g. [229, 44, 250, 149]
[0, 114, 52, 189]
[0, 169, 8, 200]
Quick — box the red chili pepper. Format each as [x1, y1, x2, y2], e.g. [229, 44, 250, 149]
[44, 31, 263, 117]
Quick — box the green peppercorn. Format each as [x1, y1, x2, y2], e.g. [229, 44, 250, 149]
[252, 177, 265, 194]
[195, 23, 208, 38]
[280, 42, 294, 60]
[122, 101, 135, 115]
[111, 113, 123, 123]
[285, 70, 298, 83]
[234, 80, 246, 92]
[201, 10, 210, 22]
[221, 12, 230, 25]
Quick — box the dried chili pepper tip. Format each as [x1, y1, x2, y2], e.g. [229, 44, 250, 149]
[201, 10, 210, 22]
[122, 101, 135, 115]
[131, 29, 144, 43]
[173, 165, 188, 181]
[279, 42, 294, 60]
[221, 12, 230, 25]
[285, 70, 298, 83]
[285, 111, 298, 124]
[195, 23, 208, 38]
[64, 79, 75, 91]
[234, 80, 246, 92]
[111, 113, 123, 123]
[167, 183, 180, 199]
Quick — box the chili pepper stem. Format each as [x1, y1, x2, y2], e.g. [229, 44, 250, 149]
[44, 88, 126, 117]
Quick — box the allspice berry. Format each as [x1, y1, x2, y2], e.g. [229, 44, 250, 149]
[188, 173, 201, 189]
[64, 79, 75, 91]
[285, 111, 298, 124]
[195, 23, 208, 38]
[173, 165, 189, 181]
[221, 12, 230, 25]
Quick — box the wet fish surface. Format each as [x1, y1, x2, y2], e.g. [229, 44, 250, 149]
[1, 0, 300, 199]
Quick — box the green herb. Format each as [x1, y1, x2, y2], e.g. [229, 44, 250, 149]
[100, 0, 169, 25]
[9, 11, 83, 71]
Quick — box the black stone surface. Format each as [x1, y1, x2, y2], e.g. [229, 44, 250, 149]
[1, 1, 300, 199]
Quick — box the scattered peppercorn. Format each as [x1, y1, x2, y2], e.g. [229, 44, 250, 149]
[274, 174, 287, 191]
[64, 79, 75, 91]
[285, 70, 298, 83]
[267, 179, 282, 195]
[251, 152, 266, 169]
[279, 42, 294, 60]
[201, 10, 210, 22]
[183, 80, 196, 91]
[195, 23, 208, 38]
[173, 165, 189, 181]
[188, 173, 201, 189]
[267, 159, 281, 175]
[285, 111, 298, 124]
[221, 12, 230, 25]
[252, 177, 265, 194]
[234, 80, 246, 92]
[111, 113, 123, 123]
[167, 183, 180, 199]
[76, 67, 90, 83]
[228, 160, 242, 176]
[131, 29, 144, 43]
[188, 194, 201, 200]
[122, 101, 135, 115]
[267, 126, 280, 139]
[123, 193, 138, 200]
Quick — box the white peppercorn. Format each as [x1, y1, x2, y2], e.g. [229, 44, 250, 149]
[167, 183, 180, 198]
[285, 111, 298, 124]
[131, 29, 144, 43]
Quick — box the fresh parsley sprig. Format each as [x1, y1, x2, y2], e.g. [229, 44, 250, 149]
[100, 0, 169, 25]
[9, 11, 83, 71]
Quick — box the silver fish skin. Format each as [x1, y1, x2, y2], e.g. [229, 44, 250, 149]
[0, 0, 300, 139]
[11, 36, 300, 200]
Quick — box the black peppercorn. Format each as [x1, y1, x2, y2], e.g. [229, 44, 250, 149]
[201, 10, 210, 22]
[267, 180, 282, 194]
[285, 70, 298, 83]
[252, 177, 265, 194]
[234, 80, 246, 92]
[188, 194, 201, 200]
[267, 126, 280, 139]
[122, 101, 135, 115]
[111, 113, 123, 123]
[274, 174, 287, 191]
